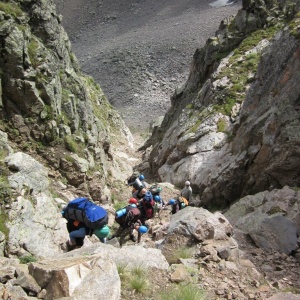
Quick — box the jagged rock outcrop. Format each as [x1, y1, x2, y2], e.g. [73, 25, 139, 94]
[3, 150, 68, 258]
[144, 0, 300, 207]
[0, 0, 134, 199]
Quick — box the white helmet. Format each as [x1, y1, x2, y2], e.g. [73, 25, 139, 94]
[185, 181, 190, 186]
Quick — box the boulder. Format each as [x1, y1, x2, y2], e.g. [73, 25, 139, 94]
[225, 187, 300, 254]
[5, 152, 49, 194]
[29, 253, 120, 300]
[61, 243, 169, 271]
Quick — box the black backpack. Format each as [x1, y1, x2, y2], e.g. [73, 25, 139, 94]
[115, 205, 141, 228]
[149, 183, 162, 196]
[127, 171, 140, 185]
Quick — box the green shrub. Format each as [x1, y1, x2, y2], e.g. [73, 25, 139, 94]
[0, 212, 9, 237]
[64, 136, 78, 153]
[159, 283, 207, 300]
[28, 38, 40, 68]
[19, 255, 38, 264]
[127, 265, 148, 294]
[128, 275, 148, 294]
[131, 265, 146, 277]
[117, 262, 128, 281]
[0, 2, 23, 18]
[217, 118, 227, 133]
[170, 246, 194, 264]
[0, 175, 11, 199]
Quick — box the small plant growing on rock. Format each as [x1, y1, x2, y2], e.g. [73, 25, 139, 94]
[0, 212, 9, 237]
[64, 136, 78, 153]
[128, 265, 148, 294]
[217, 118, 227, 133]
[116, 262, 128, 281]
[0, 2, 23, 19]
[170, 246, 194, 263]
[19, 255, 38, 264]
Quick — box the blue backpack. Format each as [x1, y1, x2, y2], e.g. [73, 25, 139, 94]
[143, 191, 153, 202]
[62, 198, 108, 230]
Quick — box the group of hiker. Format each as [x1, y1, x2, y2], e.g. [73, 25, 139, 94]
[62, 172, 193, 251]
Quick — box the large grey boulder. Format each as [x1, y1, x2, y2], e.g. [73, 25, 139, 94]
[161, 207, 239, 263]
[61, 243, 169, 271]
[167, 207, 233, 241]
[225, 186, 300, 254]
[28, 253, 120, 300]
[4, 152, 68, 258]
[5, 152, 49, 194]
[7, 193, 67, 258]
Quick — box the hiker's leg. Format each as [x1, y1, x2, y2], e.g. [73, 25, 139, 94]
[119, 228, 130, 246]
[69, 227, 86, 244]
[129, 227, 136, 242]
[109, 226, 122, 240]
[154, 203, 158, 217]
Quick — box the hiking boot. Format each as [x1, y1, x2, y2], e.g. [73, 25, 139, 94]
[130, 234, 137, 242]
[66, 241, 76, 252]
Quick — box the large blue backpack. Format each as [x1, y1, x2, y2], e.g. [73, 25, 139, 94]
[62, 198, 108, 230]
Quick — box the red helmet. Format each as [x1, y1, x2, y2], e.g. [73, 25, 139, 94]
[129, 198, 138, 204]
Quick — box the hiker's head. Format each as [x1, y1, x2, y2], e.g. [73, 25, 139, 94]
[139, 174, 145, 181]
[154, 195, 161, 202]
[143, 191, 152, 202]
[141, 188, 147, 195]
[168, 199, 176, 205]
[185, 181, 191, 186]
[138, 225, 148, 234]
[129, 198, 138, 205]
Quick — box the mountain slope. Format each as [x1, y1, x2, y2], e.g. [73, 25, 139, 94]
[54, 0, 242, 130]
[0, 0, 133, 200]
[144, 0, 300, 207]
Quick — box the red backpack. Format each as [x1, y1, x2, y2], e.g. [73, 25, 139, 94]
[140, 198, 155, 220]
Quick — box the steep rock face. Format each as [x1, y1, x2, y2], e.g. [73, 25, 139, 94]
[0, 0, 133, 197]
[146, 0, 300, 207]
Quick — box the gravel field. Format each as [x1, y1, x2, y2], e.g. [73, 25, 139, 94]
[55, 0, 242, 131]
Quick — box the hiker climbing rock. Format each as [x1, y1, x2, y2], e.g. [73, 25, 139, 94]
[167, 198, 180, 215]
[66, 220, 110, 251]
[138, 191, 155, 223]
[132, 187, 147, 200]
[111, 203, 148, 245]
[126, 171, 146, 194]
[181, 180, 192, 202]
[62, 197, 110, 251]
[138, 174, 148, 189]
[149, 183, 164, 221]
[167, 196, 189, 215]
[153, 194, 165, 222]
